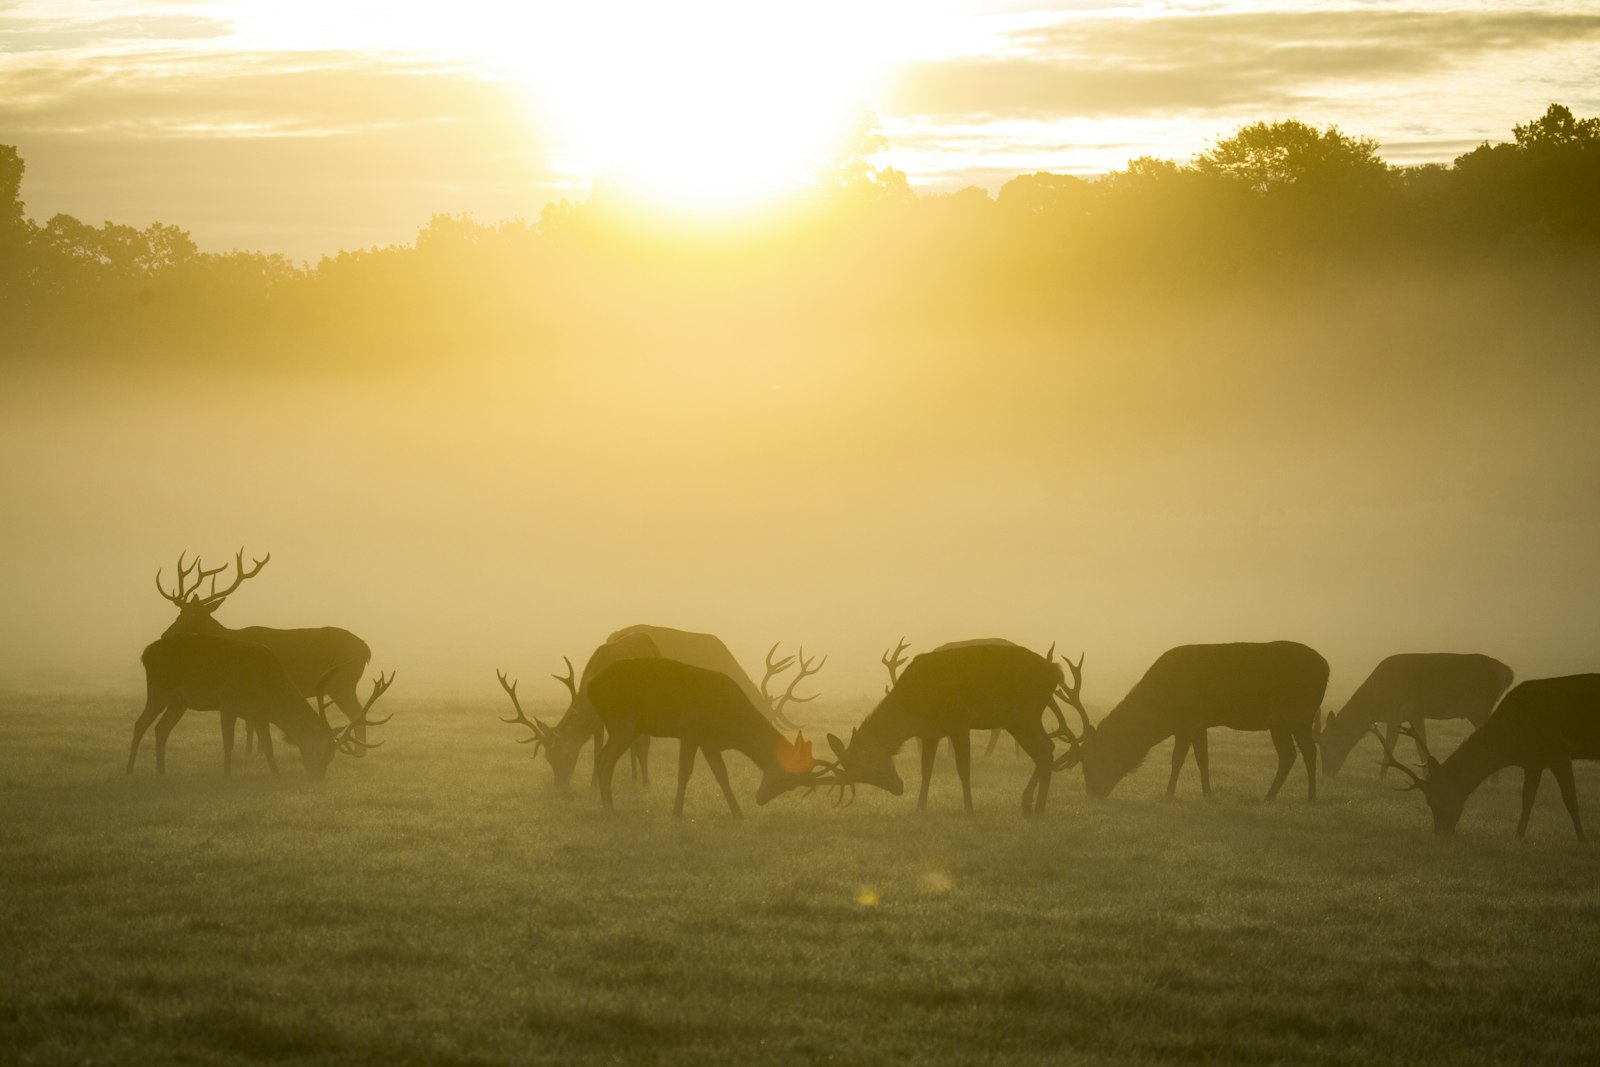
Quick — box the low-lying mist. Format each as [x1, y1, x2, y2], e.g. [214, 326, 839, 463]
[5, 254, 1597, 707]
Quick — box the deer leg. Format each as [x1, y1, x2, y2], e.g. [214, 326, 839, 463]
[591, 723, 606, 786]
[1166, 732, 1192, 798]
[595, 729, 634, 812]
[1293, 718, 1316, 802]
[673, 741, 698, 818]
[1378, 721, 1400, 778]
[702, 749, 742, 818]
[950, 730, 974, 813]
[153, 703, 187, 775]
[1015, 725, 1054, 815]
[1265, 726, 1296, 801]
[1410, 719, 1430, 763]
[1550, 761, 1585, 843]
[127, 686, 166, 774]
[1194, 729, 1214, 799]
[984, 729, 1001, 758]
[256, 725, 280, 776]
[1518, 768, 1542, 840]
[918, 735, 938, 811]
[633, 737, 651, 785]
[221, 714, 237, 776]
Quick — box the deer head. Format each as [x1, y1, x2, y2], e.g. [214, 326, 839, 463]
[755, 730, 833, 805]
[822, 728, 902, 801]
[497, 666, 578, 783]
[1371, 724, 1458, 833]
[156, 548, 270, 636]
[303, 671, 395, 780]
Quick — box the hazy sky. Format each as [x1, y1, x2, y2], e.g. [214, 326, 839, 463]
[3, 1, 1598, 256]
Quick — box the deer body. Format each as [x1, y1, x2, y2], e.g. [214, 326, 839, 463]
[1386, 674, 1600, 840]
[1065, 641, 1328, 801]
[584, 657, 823, 817]
[835, 643, 1069, 814]
[501, 624, 821, 791]
[152, 551, 374, 766]
[128, 634, 390, 780]
[1320, 653, 1513, 777]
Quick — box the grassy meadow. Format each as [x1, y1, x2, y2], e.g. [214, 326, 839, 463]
[3, 690, 1598, 1066]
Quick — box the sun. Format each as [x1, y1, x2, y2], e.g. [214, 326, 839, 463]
[505, 2, 905, 214]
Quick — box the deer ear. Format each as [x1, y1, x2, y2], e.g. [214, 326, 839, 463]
[827, 733, 848, 762]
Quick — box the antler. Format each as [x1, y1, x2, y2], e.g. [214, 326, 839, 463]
[880, 637, 910, 694]
[771, 647, 825, 725]
[193, 548, 270, 608]
[334, 671, 395, 752]
[550, 656, 578, 702]
[1053, 650, 1091, 741]
[1369, 725, 1429, 790]
[1396, 722, 1433, 763]
[155, 551, 204, 606]
[760, 642, 796, 702]
[497, 669, 551, 755]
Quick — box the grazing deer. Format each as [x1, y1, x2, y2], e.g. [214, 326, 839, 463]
[128, 633, 392, 780]
[1055, 641, 1328, 801]
[584, 657, 829, 817]
[827, 642, 1078, 814]
[498, 624, 823, 790]
[1379, 674, 1600, 840]
[1318, 653, 1513, 777]
[153, 549, 375, 761]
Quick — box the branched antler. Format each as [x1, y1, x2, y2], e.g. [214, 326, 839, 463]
[1369, 725, 1429, 790]
[762, 643, 824, 730]
[881, 637, 910, 694]
[497, 669, 552, 756]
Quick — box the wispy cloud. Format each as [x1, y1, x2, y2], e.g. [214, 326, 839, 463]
[891, 10, 1600, 119]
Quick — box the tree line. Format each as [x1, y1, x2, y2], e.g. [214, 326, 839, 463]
[3, 104, 1597, 364]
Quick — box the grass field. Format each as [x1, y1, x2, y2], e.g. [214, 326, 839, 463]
[3, 691, 1598, 1065]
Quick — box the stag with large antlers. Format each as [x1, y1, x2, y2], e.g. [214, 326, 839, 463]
[149, 548, 375, 768]
[1054, 641, 1327, 801]
[585, 657, 831, 817]
[1377, 674, 1600, 840]
[827, 642, 1077, 814]
[128, 633, 393, 780]
[1319, 653, 1513, 777]
[497, 624, 824, 791]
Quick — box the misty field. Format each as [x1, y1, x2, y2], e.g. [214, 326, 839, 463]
[3, 692, 1597, 1066]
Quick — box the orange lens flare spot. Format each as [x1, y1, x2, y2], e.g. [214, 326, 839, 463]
[855, 886, 880, 907]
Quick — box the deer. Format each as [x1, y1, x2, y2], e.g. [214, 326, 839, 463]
[1377, 674, 1600, 840]
[1053, 641, 1328, 801]
[881, 637, 1040, 759]
[151, 549, 375, 766]
[127, 633, 393, 780]
[1318, 653, 1513, 777]
[825, 642, 1079, 815]
[497, 624, 823, 791]
[584, 657, 831, 817]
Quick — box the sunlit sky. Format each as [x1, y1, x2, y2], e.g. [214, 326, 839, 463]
[3, 0, 1599, 256]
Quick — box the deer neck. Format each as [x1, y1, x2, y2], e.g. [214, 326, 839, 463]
[854, 693, 920, 755]
[1438, 724, 1515, 795]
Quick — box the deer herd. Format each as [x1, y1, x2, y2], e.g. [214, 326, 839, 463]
[125, 549, 1600, 842]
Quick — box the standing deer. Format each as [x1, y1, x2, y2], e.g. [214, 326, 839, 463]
[497, 624, 823, 791]
[149, 549, 374, 768]
[1054, 641, 1328, 801]
[128, 633, 393, 780]
[827, 642, 1078, 814]
[1319, 653, 1513, 776]
[585, 657, 830, 817]
[1379, 674, 1600, 840]
[881, 637, 1039, 758]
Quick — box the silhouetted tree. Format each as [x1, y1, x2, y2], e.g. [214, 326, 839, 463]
[1194, 120, 1388, 195]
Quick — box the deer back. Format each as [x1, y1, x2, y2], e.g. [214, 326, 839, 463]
[223, 625, 371, 697]
[860, 643, 1059, 750]
[586, 657, 779, 752]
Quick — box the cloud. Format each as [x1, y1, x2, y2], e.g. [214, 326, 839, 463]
[0, 11, 231, 53]
[889, 10, 1600, 119]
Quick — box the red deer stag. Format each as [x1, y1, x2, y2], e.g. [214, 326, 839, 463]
[881, 637, 1042, 758]
[151, 549, 374, 763]
[498, 624, 823, 790]
[1378, 674, 1600, 840]
[1054, 641, 1328, 801]
[128, 633, 393, 780]
[584, 657, 830, 817]
[827, 642, 1078, 814]
[1319, 653, 1513, 777]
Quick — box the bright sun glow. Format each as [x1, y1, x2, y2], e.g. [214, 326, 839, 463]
[225, 0, 934, 214]
[507, 2, 908, 213]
